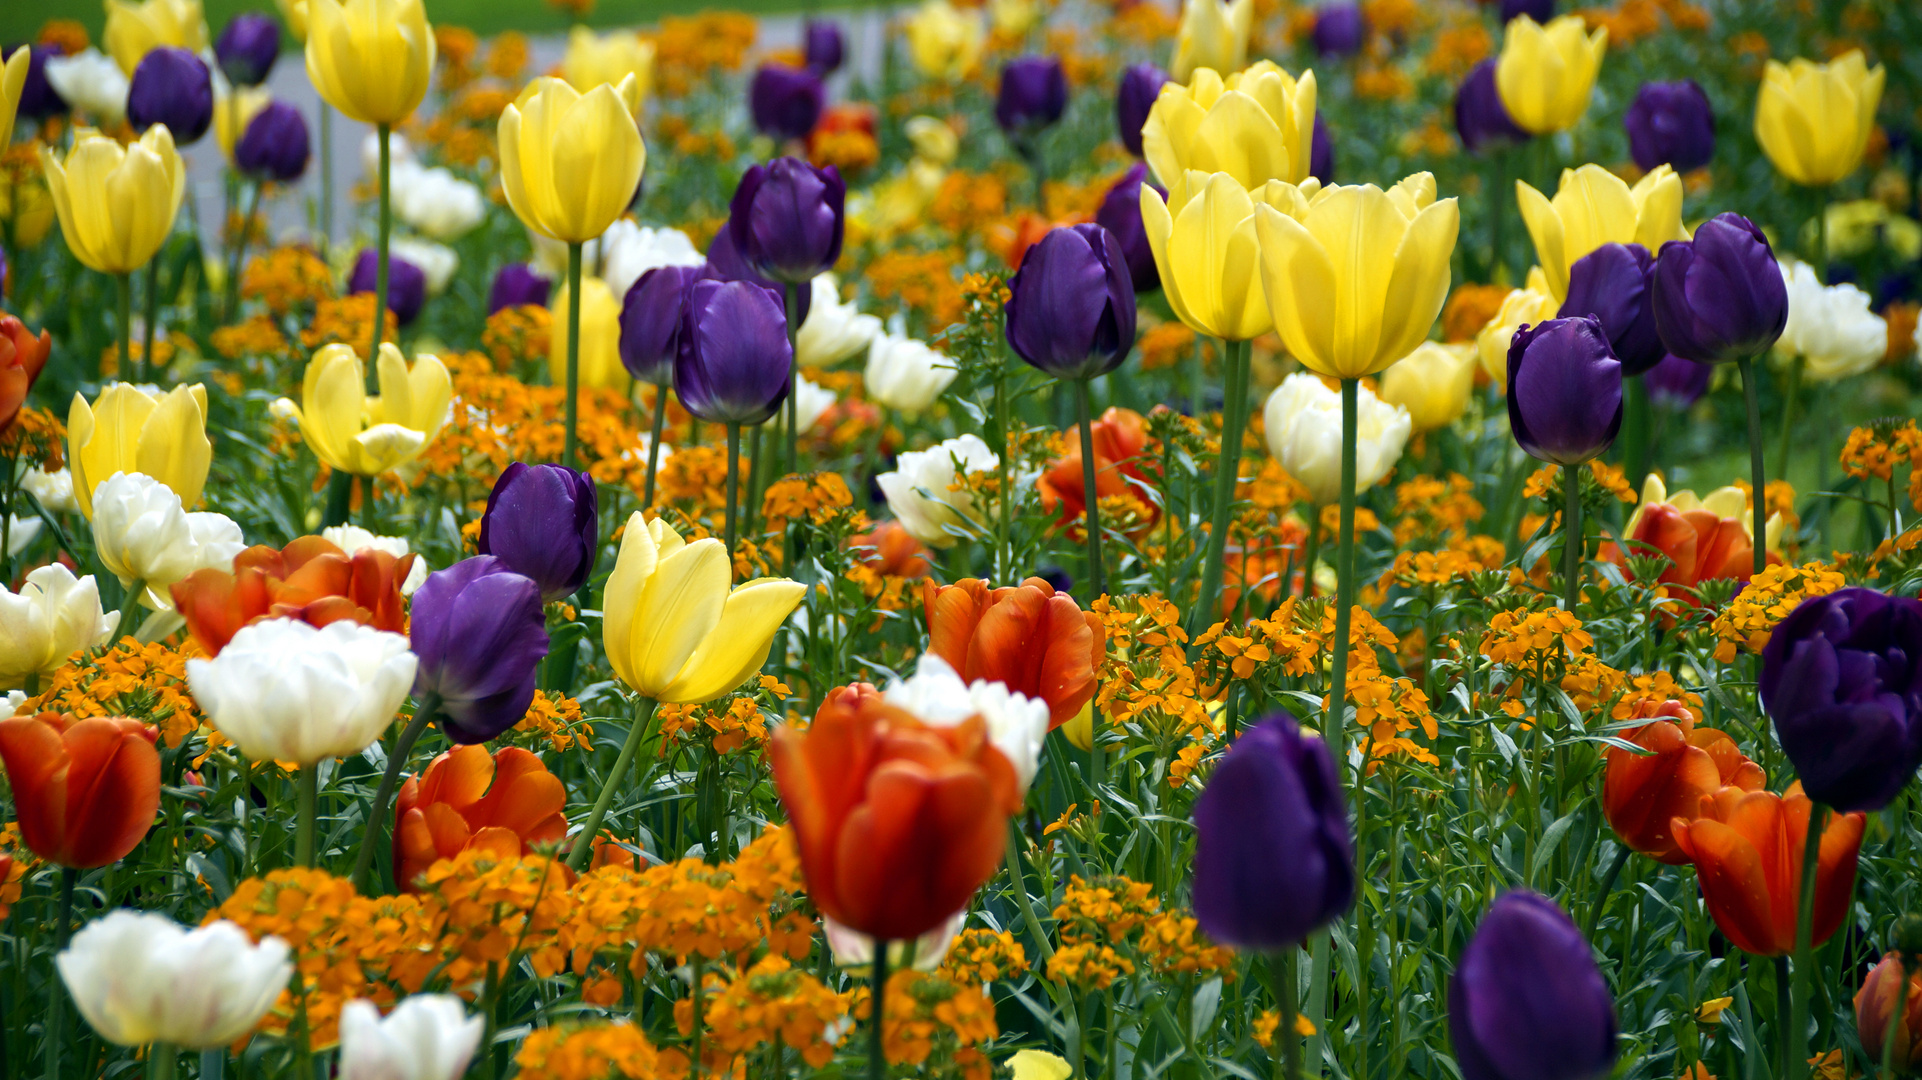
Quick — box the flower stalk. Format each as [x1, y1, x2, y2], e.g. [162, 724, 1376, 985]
[566, 696, 659, 873]
[349, 694, 440, 893]
[564, 241, 584, 470]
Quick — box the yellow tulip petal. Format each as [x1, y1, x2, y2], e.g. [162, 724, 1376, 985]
[1254, 202, 1338, 376]
[1303, 185, 1406, 376]
[350, 423, 425, 474]
[1189, 90, 1289, 190]
[627, 537, 730, 697]
[1514, 179, 1568, 300]
[1374, 198, 1461, 375]
[134, 384, 212, 509]
[656, 577, 806, 704]
[602, 510, 659, 691]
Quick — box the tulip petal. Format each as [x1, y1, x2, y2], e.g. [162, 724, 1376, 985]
[1375, 198, 1460, 375]
[626, 537, 730, 698]
[656, 576, 806, 704]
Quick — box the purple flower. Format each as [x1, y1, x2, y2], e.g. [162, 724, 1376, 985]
[1559, 243, 1663, 375]
[348, 249, 427, 328]
[749, 63, 825, 142]
[1310, 113, 1335, 182]
[704, 226, 813, 324]
[996, 55, 1068, 136]
[1624, 80, 1714, 174]
[126, 46, 212, 146]
[1760, 587, 1922, 813]
[1312, 3, 1366, 56]
[1643, 353, 1712, 410]
[14, 45, 66, 120]
[215, 12, 279, 87]
[675, 278, 793, 425]
[1455, 59, 1529, 154]
[1115, 62, 1168, 157]
[234, 100, 309, 182]
[1652, 213, 1789, 364]
[409, 556, 550, 744]
[1192, 711, 1353, 949]
[477, 463, 599, 603]
[1004, 223, 1137, 381]
[1506, 316, 1622, 465]
[1450, 891, 1617, 1080]
[726, 157, 846, 285]
[1500, 0, 1557, 22]
[1093, 163, 1162, 294]
[487, 263, 551, 314]
[619, 263, 700, 384]
[804, 20, 844, 74]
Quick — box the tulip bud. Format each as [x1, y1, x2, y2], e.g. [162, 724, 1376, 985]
[1004, 224, 1137, 382]
[1310, 113, 1335, 181]
[0, 711, 159, 867]
[349, 248, 427, 327]
[1776, 260, 1888, 382]
[58, 912, 292, 1049]
[41, 126, 187, 276]
[904, 0, 985, 81]
[865, 331, 957, 415]
[1857, 954, 1922, 1072]
[1754, 51, 1885, 188]
[1651, 213, 1789, 364]
[702, 225, 814, 325]
[1624, 80, 1714, 174]
[0, 566, 120, 689]
[674, 278, 793, 426]
[1115, 62, 1169, 158]
[1450, 891, 1618, 1080]
[1141, 62, 1317, 191]
[478, 464, 599, 603]
[339, 996, 484, 1080]
[1494, 14, 1607, 135]
[0, 314, 51, 436]
[750, 63, 825, 141]
[304, 0, 435, 126]
[408, 558, 549, 744]
[877, 434, 999, 548]
[995, 55, 1068, 137]
[1170, 0, 1253, 83]
[1672, 785, 1865, 956]
[105, 0, 210, 76]
[559, 26, 654, 99]
[618, 264, 698, 384]
[1455, 59, 1530, 154]
[804, 20, 845, 74]
[215, 11, 280, 87]
[235, 100, 311, 183]
[548, 276, 630, 392]
[488, 263, 552, 314]
[1643, 353, 1710, 410]
[1094, 164, 1162, 294]
[1515, 163, 1686, 304]
[1312, 3, 1366, 56]
[499, 75, 646, 246]
[1506, 316, 1623, 465]
[726, 156, 846, 285]
[1263, 372, 1411, 505]
[68, 383, 212, 518]
[126, 46, 214, 146]
[1560, 243, 1663, 375]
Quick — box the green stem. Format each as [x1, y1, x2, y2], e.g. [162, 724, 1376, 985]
[149, 1042, 177, 1080]
[1488, 146, 1508, 283]
[1329, 378, 1359, 769]
[1774, 356, 1804, 485]
[1300, 512, 1320, 598]
[565, 696, 659, 873]
[116, 273, 133, 383]
[743, 423, 766, 547]
[784, 282, 801, 475]
[1272, 950, 1301, 1080]
[1003, 823, 1055, 962]
[1073, 377, 1105, 792]
[1787, 803, 1828, 1080]
[1189, 338, 1249, 639]
[1583, 843, 1631, 943]
[323, 470, 354, 529]
[725, 422, 742, 563]
[564, 241, 583, 470]
[319, 104, 334, 257]
[994, 361, 1011, 581]
[642, 383, 668, 509]
[1563, 461, 1583, 611]
[115, 578, 147, 642]
[44, 865, 76, 1080]
[1623, 375, 1649, 492]
[142, 259, 160, 383]
[350, 696, 438, 893]
[1736, 356, 1768, 578]
[870, 940, 891, 1080]
[369, 122, 391, 385]
[1304, 929, 1330, 1074]
[225, 180, 262, 323]
[295, 764, 319, 868]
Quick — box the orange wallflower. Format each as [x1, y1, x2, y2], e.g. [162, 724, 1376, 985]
[991, 212, 1091, 270]
[0, 314, 52, 435]
[853, 520, 932, 579]
[1670, 783, 1865, 957]
[1602, 700, 1763, 864]
[0, 713, 160, 868]
[1037, 407, 1157, 535]
[393, 745, 568, 891]
[808, 103, 880, 174]
[171, 537, 415, 654]
[923, 577, 1106, 729]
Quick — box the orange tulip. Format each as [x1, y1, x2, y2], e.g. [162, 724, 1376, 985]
[0, 314, 52, 435]
[393, 744, 568, 891]
[1036, 406, 1158, 536]
[1602, 700, 1764, 864]
[852, 520, 931, 579]
[0, 711, 160, 868]
[171, 535, 415, 653]
[923, 576, 1105, 729]
[1670, 782, 1865, 957]
[769, 681, 1019, 941]
[1856, 952, 1922, 1071]
[1602, 478, 1782, 598]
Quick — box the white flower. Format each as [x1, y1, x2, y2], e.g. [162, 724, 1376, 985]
[1775, 259, 1888, 382]
[793, 376, 837, 437]
[90, 473, 246, 605]
[884, 653, 1051, 793]
[391, 237, 459, 294]
[391, 162, 486, 241]
[865, 332, 957, 414]
[186, 618, 417, 767]
[823, 910, 966, 972]
[1262, 373, 1411, 506]
[0, 564, 120, 689]
[6, 515, 40, 557]
[0, 691, 24, 720]
[57, 912, 292, 1050]
[321, 525, 430, 595]
[876, 434, 998, 548]
[337, 995, 483, 1080]
[798, 274, 882, 368]
[21, 466, 78, 514]
[600, 221, 707, 302]
[45, 49, 129, 126]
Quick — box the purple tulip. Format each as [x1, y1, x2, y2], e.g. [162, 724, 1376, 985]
[1500, 0, 1556, 22]
[1192, 711, 1354, 949]
[234, 100, 309, 182]
[1507, 316, 1623, 465]
[1312, 3, 1366, 56]
[348, 249, 427, 328]
[1116, 62, 1168, 157]
[804, 20, 844, 74]
[675, 278, 793, 425]
[1310, 113, 1335, 182]
[749, 63, 825, 142]
[726, 157, 846, 285]
[704, 225, 812, 325]
[619, 264, 700, 384]
[1005, 223, 1138, 381]
[14, 45, 66, 120]
[477, 463, 599, 603]
[1624, 80, 1714, 174]
[409, 556, 550, 744]
[215, 12, 280, 87]
[1559, 243, 1662, 375]
[1643, 354, 1712, 410]
[1760, 587, 1922, 813]
[1450, 891, 1617, 1080]
[487, 263, 551, 314]
[1094, 163, 1162, 294]
[126, 46, 213, 146]
[1652, 212, 1789, 364]
[996, 55, 1069, 136]
[1455, 59, 1528, 154]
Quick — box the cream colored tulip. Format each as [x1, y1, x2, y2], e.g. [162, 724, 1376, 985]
[1141, 62, 1318, 191]
[40, 126, 185, 276]
[1263, 372, 1411, 506]
[1254, 173, 1461, 380]
[562, 26, 655, 103]
[1516, 164, 1687, 302]
[104, 0, 209, 75]
[499, 76, 646, 245]
[1494, 15, 1606, 135]
[0, 565, 118, 690]
[547, 277, 630, 392]
[905, 0, 985, 81]
[288, 343, 451, 476]
[1754, 51, 1885, 188]
[905, 116, 959, 165]
[1170, 0, 1253, 83]
[1378, 342, 1478, 431]
[1, 46, 29, 151]
[215, 86, 273, 164]
[1141, 170, 1295, 342]
[304, 0, 435, 126]
[69, 383, 212, 519]
[1474, 268, 1558, 382]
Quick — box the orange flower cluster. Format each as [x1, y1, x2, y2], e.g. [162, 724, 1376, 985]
[1047, 874, 1233, 989]
[876, 969, 997, 1078]
[1481, 607, 1594, 674]
[301, 294, 380, 354]
[762, 471, 856, 533]
[482, 304, 552, 370]
[650, 12, 758, 95]
[242, 246, 334, 315]
[514, 1023, 662, 1080]
[1098, 595, 1214, 752]
[1709, 561, 1847, 662]
[212, 315, 292, 361]
[940, 928, 1028, 987]
[864, 248, 966, 330]
[1138, 321, 1202, 372]
[657, 694, 768, 754]
[676, 955, 854, 1069]
[1840, 421, 1922, 510]
[415, 362, 650, 503]
[19, 638, 203, 749]
[509, 691, 594, 753]
[418, 847, 574, 982]
[0, 405, 65, 467]
[1393, 472, 1487, 544]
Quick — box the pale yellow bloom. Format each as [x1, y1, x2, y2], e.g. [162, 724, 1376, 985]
[41, 126, 186, 275]
[1378, 341, 1478, 431]
[561, 26, 654, 104]
[1516, 164, 1687, 302]
[1010, 1050, 1074, 1080]
[990, 0, 1040, 37]
[1141, 62, 1318, 191]
[905, 116, 959, 165]
[304, 0, 435, 126]
[499, 76, 646, 245]
[548, 277, 630, 393]
[905, 0, 985, 81]
[214, 86, 273, 164]
[288, 343, 451, 476]
[68, 383, 212, 520]
[1170, 0, 1253, 84]
[104, 0, 209, 75]
[1141, 170, 1296, 342]
[1495, 15, 1606, 135]
[1, 46, 29, 151]
[1475, 268, 1557, 382]
[277, 0, 310, 40]
[1754, 51, 1885, 188]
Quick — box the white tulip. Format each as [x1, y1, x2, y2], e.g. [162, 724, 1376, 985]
[338, 995, 483, 1080]
[865, 332, 957, 414]
[1775, 260, 1887, 382]
[0, 564, 120, 689]
[391, 162, 486, 241]
[876, 434, 998, 548]
[598, 220, 706, 301]
[321, 525, 430, 595]
[793, 376, 837, 437]
[58, 911, 292, 1049]
[44, 49, 129, 126]
[391, 238, 459, 294]
[883, 653, 1051, 793]
[6, 515, 40, 557]
[91, 473, 245, 605]
[1263, 373, 1411, 507]
[186, 618, 416, 767]
[21, 466, 78, 514]
[798, 274, 882, 368]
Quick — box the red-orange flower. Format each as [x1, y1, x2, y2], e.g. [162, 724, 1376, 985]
[1604, 478, 1780, 595]
[923, 577, 1105, 729]
[0, 314, 52, 435]
[0, 712, 160, 868]
[170, 536, 416, 653]
[853, 520, 931, 579]
[1036, 406, 1157, 535]
[991, 211, 1090, 270]
[1670, 782, 1865, 957]
[1856, 952, 1922, 1071]
[769, 682, 1019, 941]
[393, 744, 568, 891]
[1602, 700, 1764, 864]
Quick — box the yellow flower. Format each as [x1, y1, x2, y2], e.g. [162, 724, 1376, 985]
[1515, 164, 1687, 302]
[498, 76, 646, 245]
[1060, 699, 1095, 751]
[1141, 61, 1318, 191]
[1494, 15, 1606, 134]
[104, 0, 209, 75]
[1170, 0, 1253, 84]
[304, 0, 436, 127]
[989, 0, 1040, 37]
[1378, 341, 1477, 431]
[1141, 170, 1294, 341]
[1010, 1050, 1074, 1080]
[1474, 268, 1557, 381]
[288, 343, 452, 476]
[548, 277, 630, 392]
[561, 26, 655, 103]
[277, 0, 310, 40]
[68, 383, 212, 520]
[602, 514, 805, 704]
[1754, 51, 1886, 188]
[214, 86, 273, 164]
[905, 116, 959, 166]
[904, 0, 985, 81]
[1253, 173, 1461, 380]
[41, 127, 186, 277]
[1, 46, 29, 151]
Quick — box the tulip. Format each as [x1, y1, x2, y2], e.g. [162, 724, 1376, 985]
[866, 331, 957, 414]
[125, 47, 212, 146]
[1494, 14, 1606, 135]
[1141, 171, 1290, 342]
[68, 383, 211, 520]
[1193, 710, 1353, 947]
[1455, 59, 1529, 154]
[1037, 405, 1156, 532]
[877, 434, 1000, 548]
[853, 520, 931, 579]
[1856, 954, 1922, 1073]
[304, 0, 434, 126]
[1644, 353, 1711, 410]
[1560, 242, 1663, 375]
[44, 50, 129, 127]
[287, 343, 452, 476]
[805, 20, 845, 74]
[320, 525, 430, 594]
[1776, 259, 1887, 382]
[1651, 214, 1790, 367]
[1450, 891, 1617, 1080]
[1516, 164, 1686, 303]
[409, 558, 549, 744]
[235, 100, 311, 182]
[0, 711, 159, 867]
[498, 77, 644, 247]
[674, 278, 792, 428]
[1264, 372, 1411, 505]
[1754, 51, 1885, 188]
[882, 653, 1053, 793]
[1, 47, 36, 149]
[701, 225, 813, 326]
[104, 0, 209, 76]
[561, 25, 654, 101]
[1005, 224, 1137, 382]
[1602, 701, 1764, 863]
[91, 472, 246, 610]
[751, 63, 824, 142]
[1501, 0, 1556, 21]
[394, 743, 567, 887]
[1507, 316, 1622, 465]
[339, 996, 484, 1080]
[1170, 0, 1253, 83]
[1095, 164, 1163, 294]
[1378, 342, 1478, 432]
[1475, 273, 1558, 381]
[547, 276, 629, 391]
[41, 126, 186, 276]
[727, 156, 846, 286]
[0, 314, 50, 436]
[478, 463, 598, 603]
[213, 84, 271, 164]
[1312, 3, 1366, 56]
[349, 248, 426, 327]
[1605, 474, 1777, 596]
[1012, 1051, 1076, 1080]
[797, 274, 881, 368]
[1141, 62, 1319, 191]
[170, 535, 414, 654]
[13, 45, 65, 122]
[922, 576, 1104, 729]
[488, 263, 551, 314]
[904, 0, 984, 81]
[215, 12, 279, 86]
[1116, 63, 1169, 158]
[0, 566, 119, 690]
[278, 0, 310, 40]
[996, 55, 1068, 136]
[1310, 113, 1335, 181]
[58, 911, 291, 1048]
[1625, 80, 1714, 174]
[1670, 783, 1865, 956]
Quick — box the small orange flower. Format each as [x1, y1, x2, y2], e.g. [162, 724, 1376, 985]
[393, 745, 568, 891]
[923, 577, 1106, 729]
[1670, 783, 1864, 957]
[171, 536, 415, 654]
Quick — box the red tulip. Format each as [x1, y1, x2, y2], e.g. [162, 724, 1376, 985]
[1856, 953, 1922, 1071]
[1602, 700, 1764, 864]
[1036, 406, 1158, 536]
[171, 535, 415, 654]
[0, 314, 52, 435]
[923, 576, 1105, 729]
[1670, 783, 1864, 957]
[0, 712, 160, 868]
[393, 744, 567, 891]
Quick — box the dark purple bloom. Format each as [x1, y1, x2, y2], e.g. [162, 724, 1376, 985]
[234, 100, 309, 182]
[1312, 3, 1366, 56]
[1192, 711, 1353, 949]
[749, 63, 825, 142]
[1559, 243, 1662, 375]
[1116, 62, 1168, 157]
[1652, 213, 1789, 364]
[1455, 59, 1528, 154]
[1760, 587, 1922, 813]
[1643, 353, 1712, 410]
[348, 249, 427, 327]
[409, 556, 550, 744]
[1624, 80, 1714, 174]
[803, 20, 844, 74]
[1506, 316, 1623, 465]
[14, 45, 66, 120]
[675, 278, 793, 425]
[126, 47, 212, 146]
[704, 225, 812, 325]
[477, 463, 599, 603]
[1500, 0, 1556, 22]
[726, 157, 846, 285]
[619, 263, 700, 384]
[215, 12, 279, 87]
[1004, 223, 1137, 381]
[487, 263, 551, 314]
[1094, 163, 1162, 294]
[995, 55, 1068, 136]
[1450, 891, 1617, 1080]
[1310, 113, 1335, 182]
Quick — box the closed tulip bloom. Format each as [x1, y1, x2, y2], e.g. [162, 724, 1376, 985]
[1475, 272, 1558, 381]
[1116, 63, 1169, 157]
[866, 331, 957, 414]
[44, 49, 129, 127]
[1560, 242, 1664, 375]
[0, 711, 159, 867]
[701, 225, 813, 326]
[1516, 164, 1686, 303]
[905, 0, 985, 80]
[499, 75, 645, 245]
[804, 20, 845, 74]
[675, 278, 792, 425]
[1037, 406, 1156, 532]
[1670, 783, 1865, 956]
[1192, 710, 1353, 948]
[68, 382, 211, 519]
[1095, 164, 1163, 293]
[996, 55, 1068, 135]
[170, 535, 414, 654]
[1495, 14, 1606, 135]
[348, 247, 426, 326]
[1455, 59, 1530, 154]
[797, 273, 881, 368]
[877, 434, 999, 546]
[104, 0, 209, 75]
[0, 566, 118, 689]
[751, 63, 824, 141]
[1775, 260, 1888, 382]
[547, 276, 629, 391]
[58, 911, 291, 1048]
[1005, 224, 1137, 381]
[288, 343, 452, 476]
[853, 520, 932, 580]
[304, 0, 434, 126]
[41, 126, 186, 276]
[1625, 80, 1714, 174]
[1450, 891, 1617, 1080]
[1141, 62, 1318, 191]
[1378, 341, 1478, 431]
[1170, 0, 1253, 82]
[478, 464, 598, 603]
[339, 996, 483, 1080]
[727, 156, 846, 284]
[1754, 51, 1885, 188]
[1651, 213, 1789, 364]
[1255, 172, 1461, 379]
[234, 100, 311, 182]
[923, 576, 1105, 729]
[0, 314, 51, 436]
[1312, 3, 1365, 56]
[1603, 700, 1764, 863]
[1263, 372, 1411, 504]
[618, 264, 696, 383]
[488, 263, 551, 314]
[215, 12, 279, 86]
[278, 0, 309, 41]
[1141, 171, 1287, 341]
[1856, 954, 1922, 1073]
[1, 47, 41, 149]
[1310, 113, 1334, 181]
[126, 47, 212, 145]
[394, 744, 566, 890]
[603, 514, 806, 703]
[91, 472, 246, 604]
[1606, 475, 1776, 594]
[1501, 0, 1556, 20]
[561, 26, 654, 99]
[214, 84, 271, 163]
[409, 558, 549, 743]
[1644, 353, 1711, 410]
[1506, 317, 1623, 465]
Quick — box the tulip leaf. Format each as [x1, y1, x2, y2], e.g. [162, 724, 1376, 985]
[1528, 808, 1582, 884]
[1490, 727, 1520, 765]
[1189, 977, 1222, 1042]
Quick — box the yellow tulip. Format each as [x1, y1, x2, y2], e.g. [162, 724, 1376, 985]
[288, 343, 451, 476]
[561, 26, 655, 103]
[904, 0, 985, 82]
[1141, 170, 1294, 342]
[104, 0, 209, 75]
[1515, 163, 1687, 302]
[1253, 173, 1461, 380]
[905, 116, 959, 166]
[1494, 15, 1606, 135]
[215, 86, 273, 164]
[304, 0, 435, 127]
[499, 76, 646, 245]
[602, 513, 806, 704]
[548, 277, 630, 393]
[1754, 51, 1885, 188]
[41, 126, 186, 276]
[1378, 342, 1478, 431]
[1474, 268, 1557, 382]
[277, 0, 310, 40]
[1, 46, 29, 151]
[0, 171, 55, 249]
[1010, 1050, 1075, 1080]
[990, 0, 1041, 37]
[1141, 61, 1318, 191]
[1170, 0, 1253, 84]
[68, 383, 212, 520]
